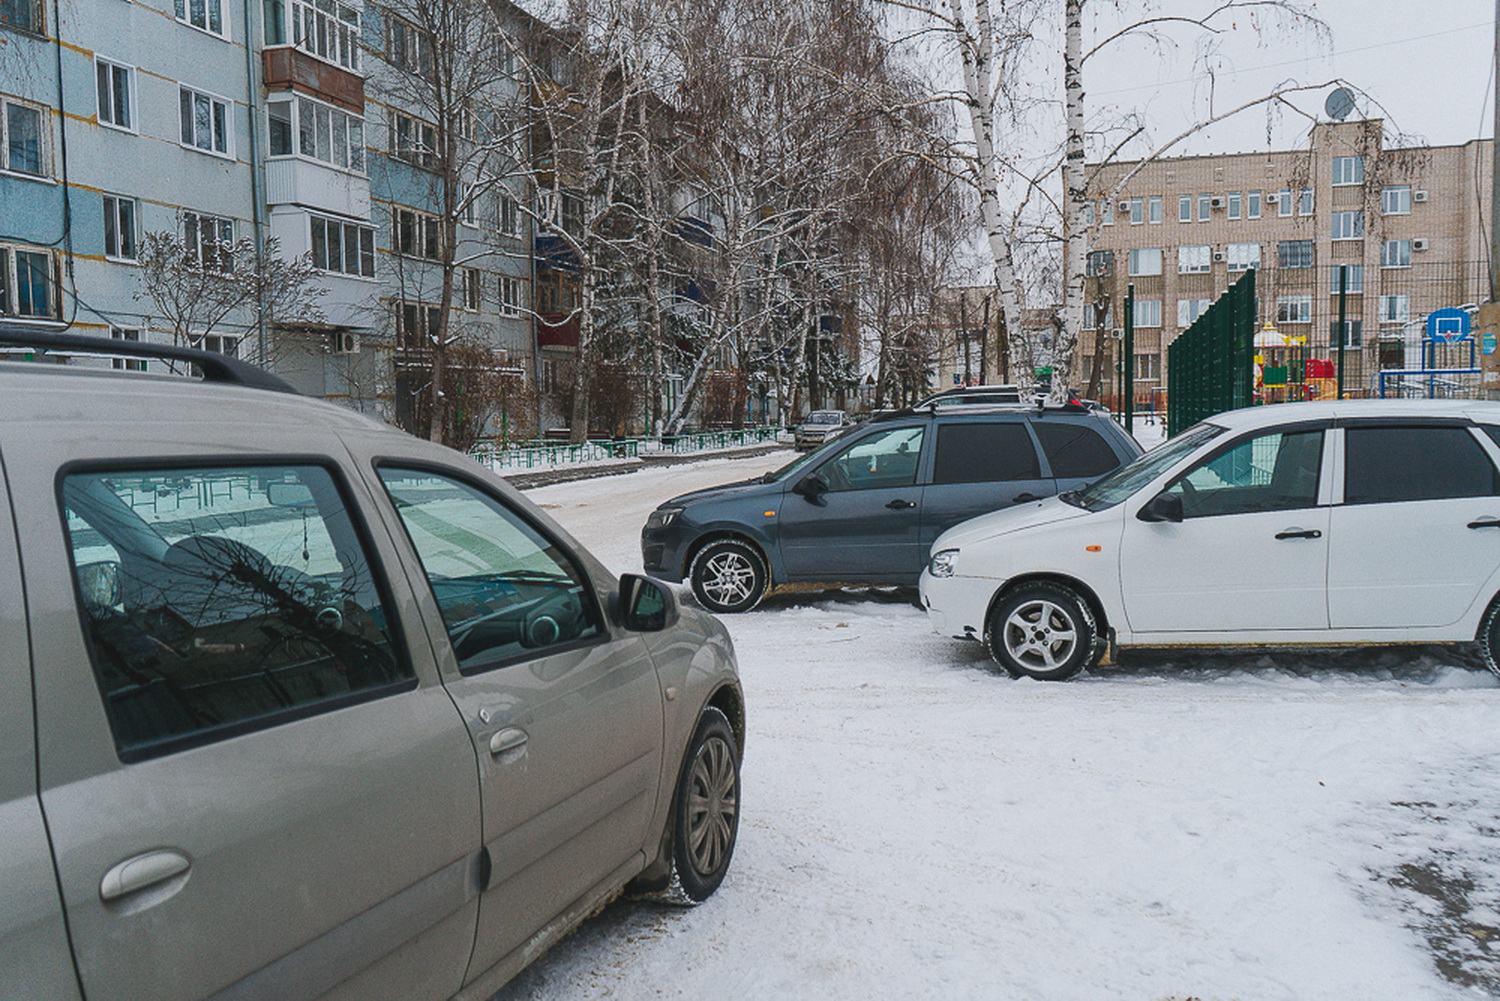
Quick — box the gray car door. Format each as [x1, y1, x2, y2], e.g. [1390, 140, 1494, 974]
[917, 420, 1053, 553]
[0, 449, 82, 1000]
[21, 443, 482, 1001]
[370, 464, 664, 982]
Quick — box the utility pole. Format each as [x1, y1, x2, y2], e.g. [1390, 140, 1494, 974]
[1492, 0, 1500, 300]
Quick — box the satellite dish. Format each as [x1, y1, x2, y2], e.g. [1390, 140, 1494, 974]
[1325, 87, 1356, 121]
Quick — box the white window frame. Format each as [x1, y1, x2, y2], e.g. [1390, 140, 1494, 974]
[461, 267, 481, 311]
[1380, 294, 1410, 324]
[1197, 193, 1211, 222]
[1133, 298, 1162, 328]
[1331, 318, 1363, 349]
[102, 193, 138, 261]
[95, 57, 137, 133]
[1100, 199, 1113, 226]
[1330, 210, 1364, 241]
[1298, 187, 1314, 216]
[1247, 190, 1262, 219]
[1227, 191, 1241, 220]
[1277, 188, 1293, 217]
[277, 95, 365, 173]
[1382, 239, 1411, 269]
[1177, 298, 1211, 328]
[1178, 194, 1192, 223]
[1148, 195, 1162, 224]
[1, 96, 46, 177]
[1135, 353, 1161, 380]
[174, 0, 226, 37]
[500, 275, 526, 317]
[110, 326, 147, 371]
[291, 0, 361, 71]
[393, 205, 440, 260]
[183, 211, 234, 270]
[1, 0, 45, 34]
[1276, 294, 1312, 324]
[178, 85, 234, 158]
[1330, 264, 1364, 293]
[1127, 196, 1144, 225]
[1177, 245, 1211, 274]
[1278, 240, 1313, 270]
[1382, 185, 1411, 216]
[1081, 202, 1094, 228]
[309, 213, 375, 278]
[1127, 247, 1162, 277]
[1331, 155, 1364, 186]
[0, 244, 61, 320]
[390, 109, 436, 169]
[499, 192, 521, 237]
[1226, 242, 1260, 272]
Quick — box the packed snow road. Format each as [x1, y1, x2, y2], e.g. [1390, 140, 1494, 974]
[498, 450, 1500, 1001]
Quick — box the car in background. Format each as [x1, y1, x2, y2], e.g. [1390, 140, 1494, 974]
[643, 399, 1141, 613]
[921, 400, 1500, 681]
[0, 331, 743, 1001]
[793, 409, 854, 450]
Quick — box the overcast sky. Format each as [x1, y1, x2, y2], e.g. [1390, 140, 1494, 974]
[1083, 0, 1495, 157]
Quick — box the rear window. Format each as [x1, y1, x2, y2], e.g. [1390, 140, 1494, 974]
[1345, 426, 1499, 504]
[932, 423, 1038, 484]
[1034, 423, 1119, 478]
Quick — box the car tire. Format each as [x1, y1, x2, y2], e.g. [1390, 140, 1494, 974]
[985, 582, 1098, 682]
[689, 539, 768, 614]
[667, 708, 740, 904]
[1479, 599, 1500, 680]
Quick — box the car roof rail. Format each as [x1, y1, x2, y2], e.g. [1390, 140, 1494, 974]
[0, 330, 299, 394]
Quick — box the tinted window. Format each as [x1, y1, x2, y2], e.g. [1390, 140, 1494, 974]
[379, 468, 600, 671]
[932, 423, 1038, 484]
[62, 465, 408, 761]
[1345, 426, 1498, 504]
[1034, 423, 1118, 478]
[817, 426, 924, 491]
[1170, 429, 1323, 518]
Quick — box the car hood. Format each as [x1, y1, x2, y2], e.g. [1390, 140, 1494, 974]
[933, 496, 1094, 550]
[663, 476, 777, 508]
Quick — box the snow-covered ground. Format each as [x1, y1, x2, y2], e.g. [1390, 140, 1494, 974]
[498, 445, 1500, 1001]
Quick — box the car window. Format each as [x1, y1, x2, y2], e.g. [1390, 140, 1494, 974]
[1033, 423, 1119, 478]
[816, 426, 925, 492]
[378, 468, 601, 672]
[61, 464, 409, 761]
[1345, 426, 1499, 504]
[1070, 422, 1224, 510]
[1168, 429, 1323, 518]
[931, 423, 1037, 484]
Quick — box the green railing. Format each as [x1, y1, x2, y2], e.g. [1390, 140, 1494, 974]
[469, 425, 786, 472]
[1168, 269, 1256, 437]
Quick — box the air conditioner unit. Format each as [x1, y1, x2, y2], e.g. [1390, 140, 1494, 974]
[1119, 201, 1131, 211]
[1213, 251, 1226, 262]
[1210, 196, 1225, 209]
[1412, 238, 1430, 252]
[329, 331, 360, 355]
[1413, 190, 1429, 203]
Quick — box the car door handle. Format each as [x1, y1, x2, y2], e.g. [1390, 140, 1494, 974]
[1012, 493, 1040, 503]
[1468, 518, 1500, 529]
[886, 499, 916, 510]
[488, 727, 529, 756]
[100, 849, 191, 902]
[1275, 529, 1323, 540]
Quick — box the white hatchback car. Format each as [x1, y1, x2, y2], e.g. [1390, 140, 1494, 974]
[921, 400, 1500, 680]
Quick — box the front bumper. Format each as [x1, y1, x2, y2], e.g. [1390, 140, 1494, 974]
[919, 568, 993, 641]
[641, 525, 690, 582]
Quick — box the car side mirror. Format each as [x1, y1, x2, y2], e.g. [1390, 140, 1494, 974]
[617, 573, 680, 632]
[1137, 491, 1183, 523]
[792, 474, 827, 498]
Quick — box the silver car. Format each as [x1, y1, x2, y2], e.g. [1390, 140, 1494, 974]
[0, 333, 743, 1000]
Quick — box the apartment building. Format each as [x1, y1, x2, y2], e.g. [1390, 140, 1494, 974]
[1081, 119, 1495, 403]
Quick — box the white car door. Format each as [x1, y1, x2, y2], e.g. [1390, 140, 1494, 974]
[1120, 423, 1331, 633]
[1328, 422, 1500, 630]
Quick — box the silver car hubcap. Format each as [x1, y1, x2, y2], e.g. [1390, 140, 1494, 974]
[687, 735, 737, 875]
[1002, 600, 1078, 672]
[701, 551, 756, 606]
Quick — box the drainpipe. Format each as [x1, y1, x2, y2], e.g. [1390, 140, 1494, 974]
[53, 0, 76, 329]
[244, 0, 268, 366]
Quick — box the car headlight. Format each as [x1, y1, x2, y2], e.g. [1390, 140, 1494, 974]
[645, 506, 683, 531]
[929, 549, 959, 578]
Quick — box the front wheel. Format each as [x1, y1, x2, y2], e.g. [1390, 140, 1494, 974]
[689, 539, 769, 613]
[985, 582, 1099, 681]
[669, 708, 741, 903]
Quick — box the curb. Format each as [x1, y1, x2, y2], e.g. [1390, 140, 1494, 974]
[505, 441, 792, 490]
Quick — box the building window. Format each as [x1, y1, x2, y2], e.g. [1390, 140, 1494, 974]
[1226, 242, 1260, 272]
[390, 110, 436, 169]
[1082, 202, 1094, 228]
[269, 97, 366, 171]
[1277, 240, 1313, 269]
[1148, 195, 1162, 224]
[179, 86, 232, 156]
[1276, 295, 1312, 324]
[1380, 294, 1410, 324]
[0, 246, 59, 319]
[110, 327, 147, 370]
[102, 194, 137, 260]
[1127, 247, 1162, 276]
[195, 333, 239, 355]
[1133, 298, 1162, 328]
[174, 0, 224, 35]
[1330, 264, 1364, 293]
[291, 0, 360, 70]
[1177, 245, 1211, 274]
[1085, 249, 1113, 277]
[1197, 193, 1211, 221]
[1331, 319, 1363, 348]
[1083, 302, 1110, 329]
[1298, 187, 1314, 216]
[1331, 155, 1364, 186]
[1178, 298, 1211, 327]
[385, 13, 433, 78]
[1382, 185, 1411, 215]
[1, 0, 44, 34]
[461, 267, 481, 310]
[1100, 199, 1113, 226]
[183, 212, 234, 270]
[500, 275, 525, 317]
[95, 58, 136, 131]
[310, 214, 375, 277]
[2, 98, 43, 176]
[1330, 210, 1364, 240]
[398, 300, 441, 349]
[1247, 190, 1262, 219]
[1382, 239, 1411, 268]
[499, 192, 520, 236]
[1227, 191, 1241, 219]
[1136, 353, 1161, 380]
[1127, 196, 1144, 224]
[1178, 194, 1192, 223]
[393, 206, 440, 260]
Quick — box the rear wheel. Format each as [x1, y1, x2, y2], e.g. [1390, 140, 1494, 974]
[1479, 600, 1500, 680]
[669, 709, 740, 903]
[689, 539, 768, 614]
[986, 582, 1098, 682]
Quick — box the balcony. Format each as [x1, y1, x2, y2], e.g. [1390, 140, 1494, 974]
[537, 313, 579, 349]
[265, 158, 370, 218]
[263, 47, 363, 113]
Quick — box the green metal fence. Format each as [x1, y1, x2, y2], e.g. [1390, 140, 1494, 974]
[1167, 269, 1257, 437]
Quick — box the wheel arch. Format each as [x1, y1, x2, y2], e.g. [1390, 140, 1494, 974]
[704, 681, 746, 755]
[683, 530, 775, 586]
[984, 572, 1111, 640]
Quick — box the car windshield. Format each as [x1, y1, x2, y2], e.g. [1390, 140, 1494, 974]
[805, 412, 843, 425]
[1063, 422, 1225, 510]
[765, 444, 832, 482]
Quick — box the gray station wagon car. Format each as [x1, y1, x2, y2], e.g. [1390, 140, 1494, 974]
[641, 400, 1142, 612]
[792, 409, 854, 451]
[0, 332, 743, 1001]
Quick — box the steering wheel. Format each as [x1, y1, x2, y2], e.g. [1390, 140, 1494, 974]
[820, 461, 853, 491]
